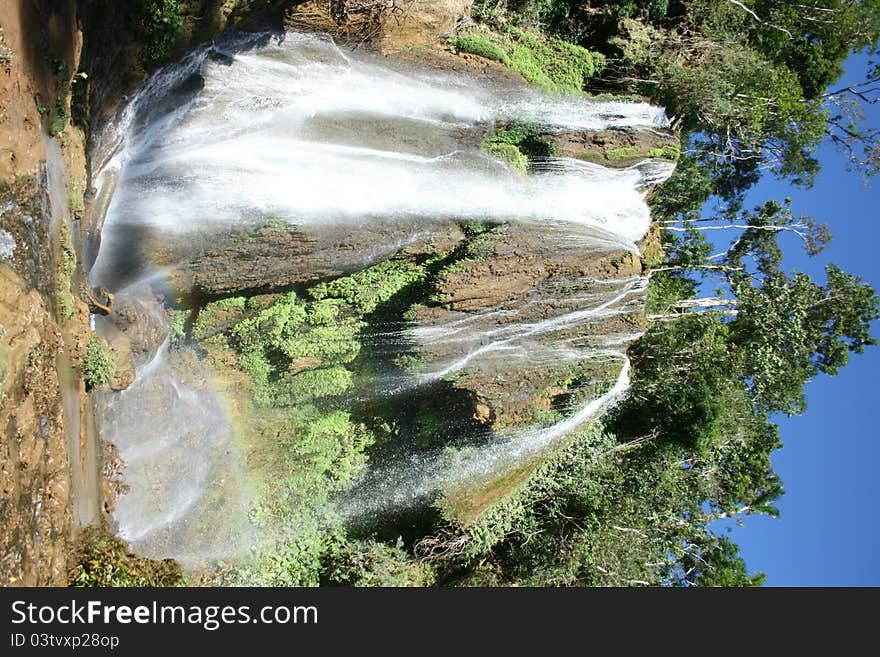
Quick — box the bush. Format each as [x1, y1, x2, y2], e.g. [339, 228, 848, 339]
[143, 0, 183, 63]
[82, 335, 116, 390]
[484, 141, 529, 171]
[70, 527, 183, 587]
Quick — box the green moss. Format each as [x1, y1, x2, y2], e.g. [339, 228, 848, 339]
[647, 143, 682, 160]
[55, 224, 76, 320]
[451, 34, 508, 63]
[484, 142, 529, 171]
[605, 145, 642, 160]
[68, 178, 84, 216]
[309, 259, 428, 314]
[452, 27, 605, 94]
[167, 309, 190, 346]
[481, 125, 555, 173]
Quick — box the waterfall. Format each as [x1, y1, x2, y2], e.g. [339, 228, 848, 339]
[89, 30, 673, 562]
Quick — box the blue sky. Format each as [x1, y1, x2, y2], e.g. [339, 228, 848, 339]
[712, 51, 880, 586]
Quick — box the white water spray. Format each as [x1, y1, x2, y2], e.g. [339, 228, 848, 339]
[90, 31, 672, 558]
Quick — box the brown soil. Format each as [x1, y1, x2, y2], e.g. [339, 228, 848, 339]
[0, 266, 70, 585]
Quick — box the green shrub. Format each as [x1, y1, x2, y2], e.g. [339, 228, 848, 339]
[143, 0, 183, 63]
[82, 336, 116, 390]
[70, 527, 183, 587]
[309, 259, 427, 314]
[484, 141, 529, 171]
[320, 535, 435, 586]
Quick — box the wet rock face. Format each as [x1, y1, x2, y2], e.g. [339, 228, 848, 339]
[0, 174, 55, 299]
[165, 220, 467, 301]
[410, 222, 648, 428]
[106, 291, 170, 366]
[430, 221, 644, 312]
[551, 127, 680, 167]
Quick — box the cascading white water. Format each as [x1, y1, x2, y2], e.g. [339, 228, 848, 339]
[89, 30, 673, 560]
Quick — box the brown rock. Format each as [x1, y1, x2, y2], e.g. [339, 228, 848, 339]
[473, 402, 492, 424]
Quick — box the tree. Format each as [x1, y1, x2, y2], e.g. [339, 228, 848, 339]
[731, 264, 879, 413]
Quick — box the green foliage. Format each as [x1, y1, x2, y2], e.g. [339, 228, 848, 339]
[648, 154, 714, 223]
[434, 419, 768, 586]
[167, 309, 188, 346]
[309, 259, 427, 314]
[612, 314, 740, 451]
[276, 365, 354, 404]
[70, 527, 183, 587]
[483, 141, 529, 171]
[320, 535, 435, 586]
[450, 34, 508, 62]
[143, 0, 183, 63]
[731, 264, 879, 414]
[193, 296, 247, 340]
[645, 271, 697, 316]
[452, 25, 605, 94]
[393, 352, 426, 372]
[481, 124, 555, 172]
[82, 336, 115, 390]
